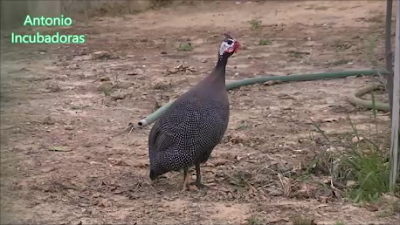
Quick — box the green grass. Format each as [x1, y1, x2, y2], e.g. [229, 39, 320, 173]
[177, 42, 193, 51]
[338, 147, 390, 202]
[331, 59, 350, 66]
[340, 96, 392, 202]
[249, 19, 262, 30]
[246, 216, 262, 225]
[235, 120, 251, 131]
[97, 82, 118, 96]
[259, 39, 271, 46]
[307, 101, 399, 203]
[331, 39, 350, 51]
[289, 51, 304, 58]
[365, 37, 379, 68]
[292, 216, 315, 225]
[149, 0, 177, 9]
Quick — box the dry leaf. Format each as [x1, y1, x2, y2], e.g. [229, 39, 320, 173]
[318, 196, 330, 203]
[263, 80, 282, 86]
[296, 183, 317, 198]
[212, 158, 229, 166]
[268, 217, 290, 223]
[346, 180, 356, 187]
[292, 161, 303, 172]
[380, 193, 399, 204]
[218, 186, 230, 193]
[278, 173, 292, 197]
[365, 204, 379, 212]
[248, 184, 256, 196]
[98, 199, 111, 207]
[351, 136, 364, 143]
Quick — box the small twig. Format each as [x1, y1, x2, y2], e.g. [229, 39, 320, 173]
[143, 180, 157, 192]
[110, 122, 135, 138]
[375, 70, 388, 89]
[256, 164, 279, 175]
[278, 173, 292, 197]
[128, 125, 135, 134]
[309, 116, 331, 143]
[47, 144, 79, 152]
[328, 167, 342, 199]
[114, 74, 119, 85]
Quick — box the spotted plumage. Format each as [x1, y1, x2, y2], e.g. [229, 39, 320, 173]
[148, 33, 240, 190]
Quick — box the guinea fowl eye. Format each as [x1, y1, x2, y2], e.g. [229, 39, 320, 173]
[226, 40, 233, 45]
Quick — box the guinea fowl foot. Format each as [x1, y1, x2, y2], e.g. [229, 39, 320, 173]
[189, 181, 210, 190]
[182, 184, 190, 192]
[181, 169, 191, 191]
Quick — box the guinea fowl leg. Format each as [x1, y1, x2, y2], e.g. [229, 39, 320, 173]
[182, 168, 190, 191]
[190, 162, 209, 189]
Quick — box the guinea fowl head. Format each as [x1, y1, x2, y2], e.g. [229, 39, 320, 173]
[218, 33, 240, 60]
[206, 33, 240, 85]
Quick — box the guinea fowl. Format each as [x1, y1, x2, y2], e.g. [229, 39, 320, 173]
[148, 33, 240, 191]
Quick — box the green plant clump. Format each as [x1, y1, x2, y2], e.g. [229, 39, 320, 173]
[259, 39, 271, 46]
[307, 97, 399, 203]
[178, 42, 193, 51]
[249, 19, 262, 30]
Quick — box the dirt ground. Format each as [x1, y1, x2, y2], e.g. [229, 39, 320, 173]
[0, 1, 398, 224]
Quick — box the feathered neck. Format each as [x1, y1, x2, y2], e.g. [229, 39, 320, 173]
[204, 54, 228, 86]
[215, 54, 228, 74]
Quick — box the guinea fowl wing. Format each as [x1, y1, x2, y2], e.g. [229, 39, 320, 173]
[149, 98, 202, 153]
[148, 119, 175, 153]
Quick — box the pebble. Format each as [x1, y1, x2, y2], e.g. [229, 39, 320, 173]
[57, 75, 69, 81]
[64, 125, 74, 130]
[99, 76, 110, 82]
[326, 97, 335, 104]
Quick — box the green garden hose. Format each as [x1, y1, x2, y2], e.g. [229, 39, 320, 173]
[347, 83, 390, 111]
[137, 69, 389, 126]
